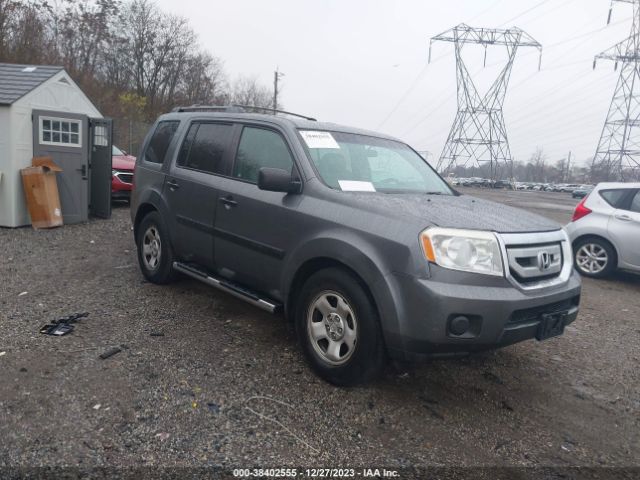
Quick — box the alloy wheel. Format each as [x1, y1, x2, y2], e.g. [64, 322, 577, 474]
[576, 243, 608, 275]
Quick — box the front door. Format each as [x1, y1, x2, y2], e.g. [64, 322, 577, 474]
[89, 118, 113, 219]
[213, 125, 303, 298]
[32, 110, 89, 224]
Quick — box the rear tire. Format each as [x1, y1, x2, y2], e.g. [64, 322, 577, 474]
[295, 268, 386, 386]
[574, 237, 617, 278]
[136, 211, 175, 284]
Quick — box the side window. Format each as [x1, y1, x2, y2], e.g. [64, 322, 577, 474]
[630, 191, 640, 213]
[144, 121, 179, 164]
[233, 127, 294, 183]
[177, 122, 233, 175]
[600, 189, 631, 208]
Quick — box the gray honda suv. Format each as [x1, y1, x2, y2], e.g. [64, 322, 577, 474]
[131, 106, 581, 386]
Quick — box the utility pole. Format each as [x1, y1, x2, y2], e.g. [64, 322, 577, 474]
[273, 68, 285, 112]
[566, 151, 572, 182]
[593, 0, 640, 181]
[429, 24, 542, 181]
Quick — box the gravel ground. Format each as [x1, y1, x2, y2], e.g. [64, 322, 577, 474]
[1, 190, 639, 478]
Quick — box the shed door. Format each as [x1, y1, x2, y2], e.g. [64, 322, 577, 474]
[89, 118, 112, 219]
[32, 110, 89, 225]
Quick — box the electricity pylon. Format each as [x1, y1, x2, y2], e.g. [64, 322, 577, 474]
[593, 0, 640, 181]
[430, 24, 542, 180]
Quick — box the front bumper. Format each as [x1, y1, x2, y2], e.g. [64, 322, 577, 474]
[384, 268, 582, 362]
[111, 173, 133, 198]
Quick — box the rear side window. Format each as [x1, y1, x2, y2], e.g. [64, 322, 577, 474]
[177, 122, 233, 175]
[233, 127, 294, 183]
[630, 191, 640, 213]
[599, 189, 630, 208]
[144, 121, 179, 164]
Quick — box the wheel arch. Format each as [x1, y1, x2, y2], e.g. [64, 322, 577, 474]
[286, 257, 379, 322]
[282, 237, 400, 336]
[133, 203, 158, 242]
[132, 189, 169, 244]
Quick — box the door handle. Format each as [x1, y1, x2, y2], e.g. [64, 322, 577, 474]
[167, 179, 180, 191]
[76, 164, 88, 180]
[219, 196, 238, 208]
[615, 214, 632, 222]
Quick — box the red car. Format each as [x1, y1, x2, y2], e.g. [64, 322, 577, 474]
[112, 146, 136, 201]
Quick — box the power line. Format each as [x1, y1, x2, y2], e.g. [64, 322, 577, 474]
[397, 13, 625, 140]
[375, 0, 507, 129]
[497, 0, 553, 27]
[375, 65, 429, 129]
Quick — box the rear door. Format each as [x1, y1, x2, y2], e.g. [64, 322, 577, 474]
[608, 189, 640, 268]
[89, 118, 113, 218]
[212, 125, 303, 297]
[32, 110, 89, 224]
[164, 121, 237, 268]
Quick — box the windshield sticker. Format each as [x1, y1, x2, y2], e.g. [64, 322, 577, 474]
[338, 180, 376, 192]
[300, 131, 340, 149]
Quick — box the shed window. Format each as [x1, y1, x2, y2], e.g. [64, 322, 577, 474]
[40, 117, 81, 147]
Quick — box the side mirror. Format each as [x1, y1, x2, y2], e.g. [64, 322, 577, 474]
[257, 167, 301, 194]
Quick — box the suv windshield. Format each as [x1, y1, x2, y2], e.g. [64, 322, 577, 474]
[300, 130, 452, 195]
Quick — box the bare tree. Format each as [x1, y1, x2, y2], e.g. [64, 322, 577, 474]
[179, 52, 227, 106]
[230, 75, 273, 109]
[0, 0, 274, 124]
[528, 148, 546, 182]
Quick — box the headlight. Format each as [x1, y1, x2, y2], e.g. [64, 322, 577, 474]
[420, 227, 504, 276]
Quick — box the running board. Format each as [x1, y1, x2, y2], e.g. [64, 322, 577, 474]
[173, 262, 281, 314]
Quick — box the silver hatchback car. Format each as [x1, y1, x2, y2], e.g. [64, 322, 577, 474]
[565, 182, 640, 278]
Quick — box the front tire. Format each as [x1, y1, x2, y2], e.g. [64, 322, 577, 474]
[574, 237, 617, 278]
[136, 211, 175, 284]
[295, 268, 386, 386]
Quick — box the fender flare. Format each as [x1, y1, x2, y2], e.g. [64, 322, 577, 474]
[281, 232, 402, 337]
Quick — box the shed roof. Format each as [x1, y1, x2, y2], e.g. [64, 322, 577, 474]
[0, 63, 64, 106]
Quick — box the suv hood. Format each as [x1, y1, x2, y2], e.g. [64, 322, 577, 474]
[112, 154, 136, 171]
[347, 193, 560, 233]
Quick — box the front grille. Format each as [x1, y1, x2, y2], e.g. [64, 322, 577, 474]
[509, 296, 580, 324]
[117, 173, 134, 184]
[506, 242, 563, 284]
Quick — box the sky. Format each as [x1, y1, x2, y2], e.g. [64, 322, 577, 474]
[154, 0, 636, 167]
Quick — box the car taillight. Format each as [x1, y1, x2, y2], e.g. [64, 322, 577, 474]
[572, 197, 592, 222]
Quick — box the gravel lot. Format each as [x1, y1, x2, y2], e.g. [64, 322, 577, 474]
[1, 189, 639, 478]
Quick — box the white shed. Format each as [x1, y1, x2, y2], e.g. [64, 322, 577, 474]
[0, 63, 112, 227]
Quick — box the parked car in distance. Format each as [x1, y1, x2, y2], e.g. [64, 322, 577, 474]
[490, 179, 513, 190]
[559, 184, 579, 193]
[112, 145, 136, 201]
[131, 106, 581, 386]
[572, 185, 594, 199]
[566, 182, 640, 278]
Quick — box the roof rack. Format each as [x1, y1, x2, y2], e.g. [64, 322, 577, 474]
[172, 104, 317, 121]
[172, 105, 244, 113]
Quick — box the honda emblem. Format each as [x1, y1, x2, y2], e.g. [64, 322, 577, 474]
[537, 251, 552, 271]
